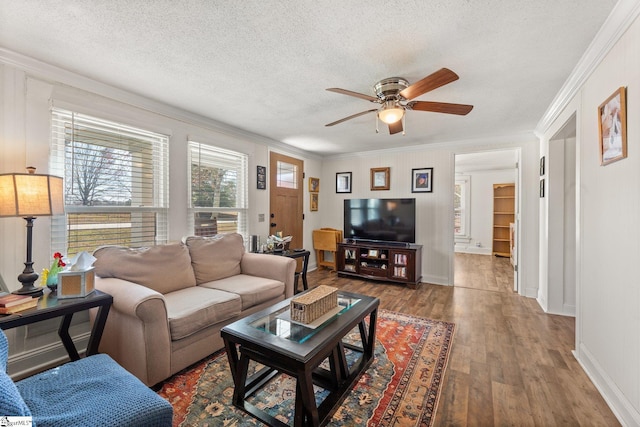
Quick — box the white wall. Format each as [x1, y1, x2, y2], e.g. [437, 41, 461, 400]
[541, 6, 640, 424]
[454, 169, 516, 255]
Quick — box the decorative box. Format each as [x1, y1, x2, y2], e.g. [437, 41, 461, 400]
[290, 285, 338, 324]
[58, 268, 96, 299]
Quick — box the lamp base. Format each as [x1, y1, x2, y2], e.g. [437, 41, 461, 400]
[12, 284, 43, 297]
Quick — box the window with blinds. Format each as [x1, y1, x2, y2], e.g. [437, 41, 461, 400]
[50, 109, 169, 255]
[188, 141, 248, 239]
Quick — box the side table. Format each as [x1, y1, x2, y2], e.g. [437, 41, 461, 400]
[0, 289, 113, 361]
[266, 249, 310, 293]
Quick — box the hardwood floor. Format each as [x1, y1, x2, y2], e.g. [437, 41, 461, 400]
[308, 254, 620, 426]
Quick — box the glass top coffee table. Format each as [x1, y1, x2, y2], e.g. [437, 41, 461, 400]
[221, 290, 379, 427]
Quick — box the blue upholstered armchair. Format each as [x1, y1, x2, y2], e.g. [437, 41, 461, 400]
[0, 328, 172, 426]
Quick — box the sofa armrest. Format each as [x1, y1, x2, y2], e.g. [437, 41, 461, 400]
[91, 277, 172, 386]
[240, 253, 297, 298]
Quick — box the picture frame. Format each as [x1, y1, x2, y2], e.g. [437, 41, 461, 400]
[256, 165, 266, 190]
[336, 172, 352, 193]
[309, 177, 319, 193]
[368, 249, 378, 257]
[539, 156, 545, 176]
[411, 167, 433, 193]
[310, 193, 318, 211]
[540, 179, 545, 198]
[598, 87, 627, 166]
[370, 167, 390, 191]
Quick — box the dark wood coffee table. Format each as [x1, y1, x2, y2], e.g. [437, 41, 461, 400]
[221, 290, 379, 427]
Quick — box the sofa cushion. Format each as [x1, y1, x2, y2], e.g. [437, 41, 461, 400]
[184, 234, 245, 284]
[164, 287, 241, 340]
[93, 244, 196, 295]
[199, 274, 284, 311]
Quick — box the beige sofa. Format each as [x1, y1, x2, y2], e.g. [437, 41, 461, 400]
[90, 233, 296, 386]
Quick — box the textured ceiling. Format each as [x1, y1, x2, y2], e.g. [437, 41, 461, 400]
[0, 1, 618, 156]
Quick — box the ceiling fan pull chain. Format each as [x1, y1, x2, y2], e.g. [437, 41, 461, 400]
[402, 115, 406, 136]
[375, 115, 380, 134]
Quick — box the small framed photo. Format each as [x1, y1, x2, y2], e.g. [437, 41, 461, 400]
[370, 167, 390, 191]
[540, 179, 545, 198]
[368, 249, 378, 257]
[309, 177, 319, 193]
[598, 86, 627, 166]
[310, 193, 318, 211]
[336, 172, 352, 193]
[539, 157, 545, 176]
[257, 165, 266, 190]
[411, 167, 433, 193]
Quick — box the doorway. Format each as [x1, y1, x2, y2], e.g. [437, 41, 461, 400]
[543, 115, 576, 315]
[453, 149, 520, 292]
[269, 152, 304, 251]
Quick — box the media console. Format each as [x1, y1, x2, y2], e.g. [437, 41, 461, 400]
[337, 240, 423, 289]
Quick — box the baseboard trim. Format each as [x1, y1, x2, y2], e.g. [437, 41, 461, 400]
[574, 343, 639, 426]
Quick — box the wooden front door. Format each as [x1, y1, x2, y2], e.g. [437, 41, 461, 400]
[269, 152, 303, 251]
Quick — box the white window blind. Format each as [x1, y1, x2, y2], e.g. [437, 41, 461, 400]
[188, 141, 248, 239]
[50, 108, 169, 255]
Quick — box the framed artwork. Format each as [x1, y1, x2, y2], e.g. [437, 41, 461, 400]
[309, 177, 319, 193]
[336, 172, 352, 193]
[539, 157, 545, 176]
[411, 167, 433, 193]
[368, 249, 378, 257]
[598, 87, 627, 166]
[370, 167, 390, 191]
[540, 179, 545, 198]
[310, 193, 318, 211]
[256, 165, 266, 189]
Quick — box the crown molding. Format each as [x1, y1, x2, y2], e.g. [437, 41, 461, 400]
[535, 0, 640, 136]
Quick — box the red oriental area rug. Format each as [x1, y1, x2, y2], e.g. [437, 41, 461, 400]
[157, 310, 455, 426]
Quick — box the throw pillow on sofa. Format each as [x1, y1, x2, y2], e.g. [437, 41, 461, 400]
[184, 233, 244, 284]
[93, 243, 196, 294]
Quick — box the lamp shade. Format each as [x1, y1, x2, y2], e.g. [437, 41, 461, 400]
[0, 172, 64, 217]
[378, 102, 405, 125]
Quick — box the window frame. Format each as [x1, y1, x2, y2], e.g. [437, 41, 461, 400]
[50, 108, 169, 255]
[454, 175, 471, 242]
[188, 141, 248, 239]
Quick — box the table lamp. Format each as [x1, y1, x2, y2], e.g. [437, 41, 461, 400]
[0, 167, 64, 297]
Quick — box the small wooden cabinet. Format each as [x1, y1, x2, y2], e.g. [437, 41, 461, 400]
[493, 183, 515, 257]
[337, 241, 422, 288]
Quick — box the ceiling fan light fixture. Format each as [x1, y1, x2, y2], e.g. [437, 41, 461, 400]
[378, 101, 404, 124]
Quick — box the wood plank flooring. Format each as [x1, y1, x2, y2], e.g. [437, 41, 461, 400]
[308, 253, 620, 426]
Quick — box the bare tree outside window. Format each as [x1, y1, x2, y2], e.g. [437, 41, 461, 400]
[65, 142, 132, 206]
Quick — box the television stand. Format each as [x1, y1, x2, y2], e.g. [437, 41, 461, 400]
[337, 241, 422, 288]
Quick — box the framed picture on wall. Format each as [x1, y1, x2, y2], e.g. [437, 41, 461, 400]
[257, 165, 266, 189]
[370, 167, 390, 191]
[598, 86, 627, 166]
[336, 172, 352, 193]
[310, 193, 318, 211]
[411, 167, 433, 193]
[309, 177, 319, 193]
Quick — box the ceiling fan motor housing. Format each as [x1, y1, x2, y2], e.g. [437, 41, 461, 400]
[374, 77, 410, 101]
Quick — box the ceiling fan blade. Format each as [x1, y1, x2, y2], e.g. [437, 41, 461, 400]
[388, 120, 403, 135]
[325, 109, 378, 127]
[408, 101, 474, 115]
[326, 88, 380, 103]
[399, 68, 459, 100]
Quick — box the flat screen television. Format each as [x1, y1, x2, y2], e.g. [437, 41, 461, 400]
[344, 198, 416, 244]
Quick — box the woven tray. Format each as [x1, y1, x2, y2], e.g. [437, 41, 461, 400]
[290, 285, 338, 324]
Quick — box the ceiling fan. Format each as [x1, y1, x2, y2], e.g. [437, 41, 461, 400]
[325, 68, 473, 135]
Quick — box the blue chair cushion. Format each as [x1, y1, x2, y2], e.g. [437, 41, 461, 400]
[16, 354, 172, 427]
[0, 329, 31, 417]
